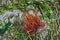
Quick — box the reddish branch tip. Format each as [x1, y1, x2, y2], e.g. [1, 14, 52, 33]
[24, 11, 45, 35]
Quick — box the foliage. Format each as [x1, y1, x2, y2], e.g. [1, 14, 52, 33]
[0, 0, 60, 40]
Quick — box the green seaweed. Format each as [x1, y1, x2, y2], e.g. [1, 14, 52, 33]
[0, 21, 12, 35]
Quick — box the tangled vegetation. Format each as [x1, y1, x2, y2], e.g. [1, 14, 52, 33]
[0, 0, 60, 40]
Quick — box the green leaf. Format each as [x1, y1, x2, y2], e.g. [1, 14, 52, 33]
[0, 22, 12, 35]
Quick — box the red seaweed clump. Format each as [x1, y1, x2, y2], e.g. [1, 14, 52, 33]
[24, 10, 45, 35]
